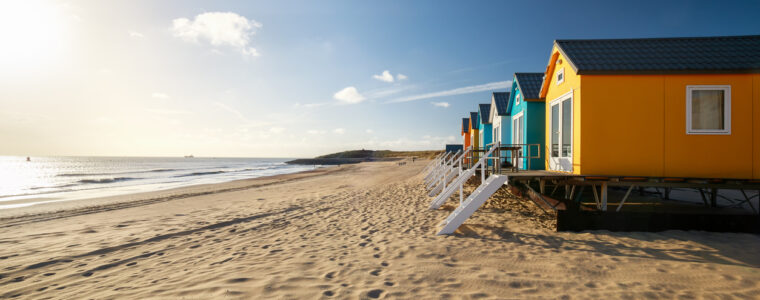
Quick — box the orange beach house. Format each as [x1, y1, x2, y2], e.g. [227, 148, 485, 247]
[538, 35, 760, 179]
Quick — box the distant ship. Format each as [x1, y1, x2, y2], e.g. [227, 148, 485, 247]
[184, 155, 194, 158]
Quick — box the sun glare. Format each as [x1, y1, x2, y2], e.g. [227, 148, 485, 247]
[0, 0, 68, 75]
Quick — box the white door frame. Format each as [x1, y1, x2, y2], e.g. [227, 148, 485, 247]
[549, 90, 573, 172]
[511, 111, 524, 169]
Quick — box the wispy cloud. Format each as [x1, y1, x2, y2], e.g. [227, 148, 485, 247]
[333, 128, 346, 134]
[387, 80, 511, 103]
[333, 86, 365, 104]
[151, 92, 170, 99]
[145, 108, 192, 115]
[293, 102, 329, 109]
[396, 73, 408, 81]
[431, 101, 449, 108]
[171, 12, 262, 58]
[128, 30, 144, 38]
[307, 129, 326, 135]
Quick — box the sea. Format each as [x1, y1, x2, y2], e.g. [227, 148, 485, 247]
[0, 156, 318, 210]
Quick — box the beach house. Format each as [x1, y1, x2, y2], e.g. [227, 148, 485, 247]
[506, 72, 546, 170]
[478, 103, 493, 148]
[461, 117, 471, 150]
[538, 35, 760, 179]
[469, 112, 480, 160]
[489, 92, 511, 146]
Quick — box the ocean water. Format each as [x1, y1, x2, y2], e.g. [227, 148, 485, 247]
[0, 156, 317, 209]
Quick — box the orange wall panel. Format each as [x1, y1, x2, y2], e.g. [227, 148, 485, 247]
[754, 74, 760, 179]
[663, 74, 754, 179]
[581, 75, 665, 176]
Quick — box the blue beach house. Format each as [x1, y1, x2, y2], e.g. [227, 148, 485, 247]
[507, 72, 546, 170]
[478, 103, 492, 148]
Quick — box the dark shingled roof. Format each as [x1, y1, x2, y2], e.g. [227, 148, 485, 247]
[478, 104, 491, 124]
[493, 92, 510, 116]
[445, 144, 463, 153]
[555, 35, 760, 74]
[514, 73, 545, 99]
[462, 118, 469, 133]
[469, 112, 478, 130]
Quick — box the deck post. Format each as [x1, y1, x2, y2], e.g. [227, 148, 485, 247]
[616, 185, 635, 212]
[539, 179, 546, 194]
[569, 185, 576, 200]
[710, 189, 718, 208]
[601, 182, 608, 211]
[592, 184, 600, 209]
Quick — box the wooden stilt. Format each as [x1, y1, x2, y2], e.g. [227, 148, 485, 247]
[601, 182, 608, 212]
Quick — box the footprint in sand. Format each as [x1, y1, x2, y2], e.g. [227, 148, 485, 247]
[325, 272, 335, 279]
[323, 290, 334, 297]
[384, 281, 394, 286]
[366, 289, 384, 298]
[370, 269, 381, 276]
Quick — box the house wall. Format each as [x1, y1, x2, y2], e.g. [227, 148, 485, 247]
[579, 73, 755, 179]
[526, 101, 546, 170]
[581, 75, 665, 176]
[755, 74, 760, 179]
[544, 48, 582, 174]
[662, 74, 754, 179]
[480, 123, 493, 147]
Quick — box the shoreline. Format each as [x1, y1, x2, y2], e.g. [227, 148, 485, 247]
[0, 164, 339, 222]
[1, 160, 759, 299]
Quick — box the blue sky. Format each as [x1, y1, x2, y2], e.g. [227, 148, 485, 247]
[0, 0, 758, 157]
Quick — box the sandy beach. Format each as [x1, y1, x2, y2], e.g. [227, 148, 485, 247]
[1, 160, 759, 299]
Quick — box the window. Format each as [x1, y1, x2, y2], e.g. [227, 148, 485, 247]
[686, 85, 731, 135]
[556, 68, 564, 85]
[515, 93, 521, 106]
[551, 104, 559, 157]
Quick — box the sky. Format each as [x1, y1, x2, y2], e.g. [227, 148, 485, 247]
[1, 0, 758, 158]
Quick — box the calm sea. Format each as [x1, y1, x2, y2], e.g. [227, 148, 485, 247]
[0, 156, 317, 210]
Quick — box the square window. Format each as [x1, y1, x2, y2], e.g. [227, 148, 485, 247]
[686, 85, 730, 135]
[556, 68, 564, 85]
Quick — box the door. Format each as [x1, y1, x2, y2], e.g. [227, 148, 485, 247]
[549, 93, 573, 172]
[512, 112, 524, 169]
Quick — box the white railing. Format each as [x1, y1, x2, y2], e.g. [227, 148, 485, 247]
[429, 145, 496, 210]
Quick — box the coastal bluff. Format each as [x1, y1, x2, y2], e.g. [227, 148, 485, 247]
[286, 149, 442, 165]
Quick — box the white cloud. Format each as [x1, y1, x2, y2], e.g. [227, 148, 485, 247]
[365, 129, 374, 134]
[388, 80, 512, 103]
[333, 128, 346, 134]
[294, 102, 329, 109]
[307, 129, 326, 135]
[396, 73, 408, 80]
[372, 70, 394, 83]
[333, 86, 365, 104]
[171, 12, 262, 58]
[431, 101, 450, 108]
[151, 92, 170, 99]
[269, 127, 285, 134]
[128, 30, 144, 38]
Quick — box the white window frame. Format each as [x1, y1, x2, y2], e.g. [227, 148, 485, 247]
[515, 93, 521, 106]
[685, 85, 731, 135]
[556, 68, 565, 85]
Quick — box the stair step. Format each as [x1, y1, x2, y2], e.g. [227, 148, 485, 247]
[437, 175, 509, 235]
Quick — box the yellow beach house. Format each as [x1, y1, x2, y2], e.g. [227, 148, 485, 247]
[538, 35, 760, 179]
